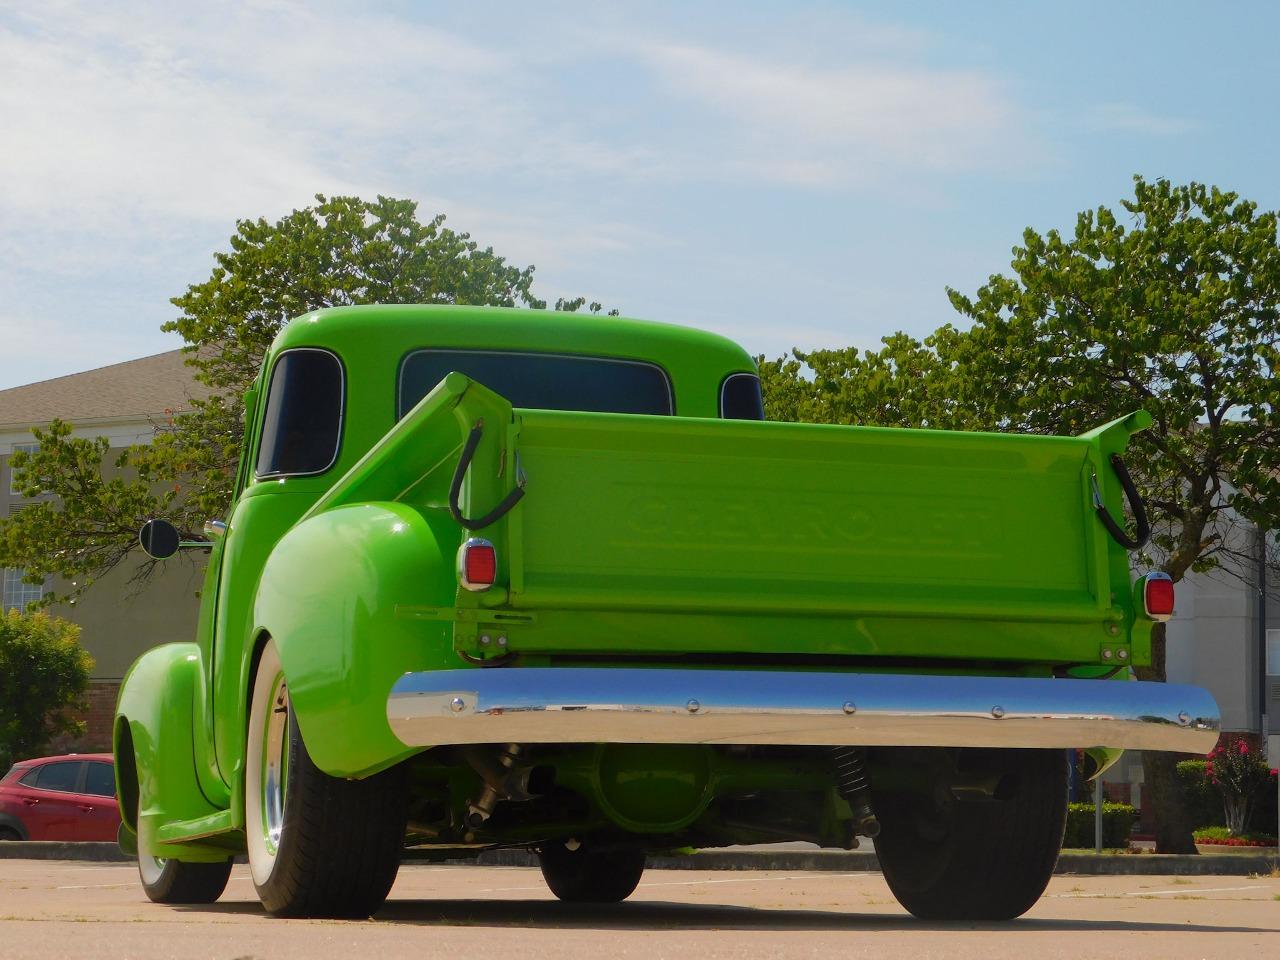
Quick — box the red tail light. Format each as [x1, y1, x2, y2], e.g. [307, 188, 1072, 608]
[458, 538, 497, 592]
[1143, 573, 1174, 621]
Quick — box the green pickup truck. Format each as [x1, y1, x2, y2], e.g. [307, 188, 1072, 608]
[116, 305, 1218, 921]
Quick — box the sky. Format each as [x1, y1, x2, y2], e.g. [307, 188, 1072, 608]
[3, 0, 1280, 390]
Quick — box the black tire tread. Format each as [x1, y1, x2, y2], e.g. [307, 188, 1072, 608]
[141, 858, 233, 904]
[875, 748, 1067, 922]
[538, 844, 646, 903]
[255, 712, 408, 918]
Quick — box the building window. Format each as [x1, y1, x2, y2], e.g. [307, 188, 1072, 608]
[8, 443, 38, 496]
[2, 568, 45, 613]
[1268, 628, 1280, 675]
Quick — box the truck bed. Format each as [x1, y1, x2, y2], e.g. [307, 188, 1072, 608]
[320, 374, 1149, 668]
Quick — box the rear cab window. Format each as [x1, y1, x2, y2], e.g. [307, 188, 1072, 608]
[255, 348, 345, 478]
[398, 349, 674, 418]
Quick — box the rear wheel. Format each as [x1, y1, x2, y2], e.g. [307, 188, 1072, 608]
[538, 842, 646, 903]
[874, 748, 1067, 921]
[245, 639, 408, 918]
[0, 826, 22, 841]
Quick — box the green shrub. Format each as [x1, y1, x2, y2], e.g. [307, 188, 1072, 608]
[1064, 801, 1136, 848]
[1192, 825, 1277, 846]
[0, 610, 93, 770]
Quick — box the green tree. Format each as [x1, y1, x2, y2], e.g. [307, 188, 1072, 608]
[763, 176, 1280, 852]
[0, 195, 613, 604]
[0, 610, 93, 770]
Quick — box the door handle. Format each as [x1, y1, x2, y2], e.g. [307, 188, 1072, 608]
[22, 798, 38, 805]
[78, 805, 95, 812]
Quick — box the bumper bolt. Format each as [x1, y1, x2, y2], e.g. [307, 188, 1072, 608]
[686, 699, 700, 714]
[1177, 711, 1191, 725]
[450, 697, 466, 713]
[991, 705, 1006, 719]
[843, 701, 857, 715]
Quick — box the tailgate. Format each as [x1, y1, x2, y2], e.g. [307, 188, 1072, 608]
[509, 409, 1139, 615]
[497, 407, 1149, 664]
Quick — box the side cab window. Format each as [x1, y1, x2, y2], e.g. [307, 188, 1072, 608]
[255, 349, 345, 479]
[720, 373, 765, 420]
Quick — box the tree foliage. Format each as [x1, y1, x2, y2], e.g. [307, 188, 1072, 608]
[0, 195, 613, 603]
[0, 610, 93, 770]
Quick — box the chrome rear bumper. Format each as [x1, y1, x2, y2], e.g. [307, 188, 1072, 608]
[387, 667, 1220, 753]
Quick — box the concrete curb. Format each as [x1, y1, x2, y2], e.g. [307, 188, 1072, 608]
[0, 842, 131, 862]
[4, 842, 1276, 876]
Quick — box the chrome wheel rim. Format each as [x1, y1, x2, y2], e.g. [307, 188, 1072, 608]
[260, 673, 290, 856]
[139, 853, 167, 886]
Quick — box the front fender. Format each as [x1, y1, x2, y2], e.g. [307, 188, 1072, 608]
[114, 644, 226, 862]
[253, 500, 457, 777]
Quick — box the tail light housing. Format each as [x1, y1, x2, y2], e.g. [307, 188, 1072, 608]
[458, 537, 497, 592]
[1142, 572, 1174, 621]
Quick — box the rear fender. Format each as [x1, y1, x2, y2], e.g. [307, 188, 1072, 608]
[114, 643, 228, 863]
[253, 500, 457, 778]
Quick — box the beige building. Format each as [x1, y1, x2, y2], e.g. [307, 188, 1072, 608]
[0, 351, 210, 749]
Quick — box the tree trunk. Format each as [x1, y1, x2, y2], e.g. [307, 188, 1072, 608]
[1134, 620, 1198, 853]
[1140, 752, 1198, 853]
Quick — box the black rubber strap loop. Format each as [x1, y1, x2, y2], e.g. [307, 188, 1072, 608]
[448, 421, 526, 530]
[1092, 453, 1150, 551]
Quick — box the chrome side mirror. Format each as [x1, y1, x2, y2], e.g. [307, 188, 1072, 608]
[138, 519, 181, 560]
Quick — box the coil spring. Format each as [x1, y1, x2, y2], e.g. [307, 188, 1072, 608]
[831, 746, 880, 837]
[831, 746, 871, 798]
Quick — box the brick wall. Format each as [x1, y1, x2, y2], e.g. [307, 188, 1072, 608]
[49, 680, 120, 754]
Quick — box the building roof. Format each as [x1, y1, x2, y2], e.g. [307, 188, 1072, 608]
[0, 350, 214, 428]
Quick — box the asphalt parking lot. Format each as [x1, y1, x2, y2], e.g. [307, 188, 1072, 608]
[0, 858, 1276, 959]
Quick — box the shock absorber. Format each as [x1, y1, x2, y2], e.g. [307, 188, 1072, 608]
[831, 746, 880, 838]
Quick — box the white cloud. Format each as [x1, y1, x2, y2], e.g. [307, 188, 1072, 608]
[0, 1, 655, 231]
[640, 43, 1035, 185]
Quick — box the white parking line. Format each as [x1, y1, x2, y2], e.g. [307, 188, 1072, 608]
[1051, 884, 1266, 899]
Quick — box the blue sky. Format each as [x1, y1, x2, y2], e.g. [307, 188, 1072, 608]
[3, 1, 1279, 390]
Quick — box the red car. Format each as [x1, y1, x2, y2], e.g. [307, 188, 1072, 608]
[0, 754, 121, 841]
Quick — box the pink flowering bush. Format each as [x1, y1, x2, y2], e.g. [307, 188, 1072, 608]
[1205, 738, 1273, 836]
